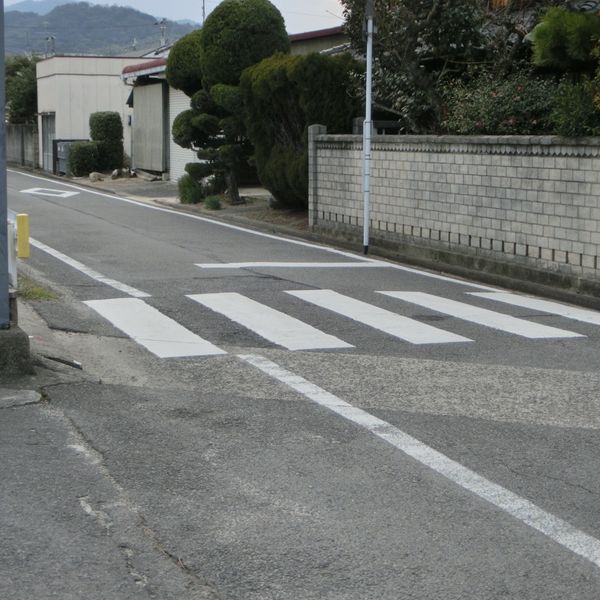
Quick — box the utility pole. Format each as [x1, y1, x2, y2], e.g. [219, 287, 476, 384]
[203, 0, 206, 24]
[155, 18, 167, 47]
[1, 0, 10, 328]
[362, 0, 375, 255]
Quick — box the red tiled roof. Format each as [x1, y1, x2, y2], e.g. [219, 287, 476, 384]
[122, 57, 167, 76]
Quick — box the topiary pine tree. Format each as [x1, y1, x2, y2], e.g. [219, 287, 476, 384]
[241, 52, 360, 209]
[166, 0, 289, 204]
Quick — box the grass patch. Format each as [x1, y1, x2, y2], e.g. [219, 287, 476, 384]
[17, 276, 58, 301]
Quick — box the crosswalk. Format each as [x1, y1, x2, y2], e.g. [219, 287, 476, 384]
[84, 289, 597, 358]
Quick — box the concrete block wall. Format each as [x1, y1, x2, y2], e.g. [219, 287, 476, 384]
[309, 127, 600, 293]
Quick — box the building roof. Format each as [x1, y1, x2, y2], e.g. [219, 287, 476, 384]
[289, 26, 345, 43]
[122, 57, 167, 79]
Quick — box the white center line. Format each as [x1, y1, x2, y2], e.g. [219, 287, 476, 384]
[240, 353, 600, 569]
[30, 238, 150, 298]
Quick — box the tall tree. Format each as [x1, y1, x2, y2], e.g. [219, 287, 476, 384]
[167, 0, 289, 204]
[5, 55, 39, 124]
[341, 0, 485, 133]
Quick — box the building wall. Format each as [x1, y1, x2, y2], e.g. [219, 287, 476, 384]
[132, 82, 167, 172]
[309, 128, 600, 294]
[290, 32, 348, 55]
[6, 124, 38, 168]
[168, 87, 200, 181]
[36, 56, 155, 168]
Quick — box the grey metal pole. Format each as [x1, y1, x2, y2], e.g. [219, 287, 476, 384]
[362, 0, 374, 255]
[0, 0, 11, 329]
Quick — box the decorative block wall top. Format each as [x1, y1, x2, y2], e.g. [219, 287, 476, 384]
[315, 134, 600, 158]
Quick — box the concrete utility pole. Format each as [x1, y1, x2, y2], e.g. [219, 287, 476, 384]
[362, 0, 375, 255]
[1, 0, 11, 329]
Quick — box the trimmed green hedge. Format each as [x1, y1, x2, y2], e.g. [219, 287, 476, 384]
[89, 111, 124, 170]
[241, 52, 360, 209]
[69, 142, 100, 176]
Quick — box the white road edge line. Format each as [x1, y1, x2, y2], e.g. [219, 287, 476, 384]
[195, 262, 385, 269]
[30, 238, 150, 298]
[239, 353, 600, 569]
[10, 169, 495, 291]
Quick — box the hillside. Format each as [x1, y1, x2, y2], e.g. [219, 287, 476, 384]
[4, 2, 198, 56]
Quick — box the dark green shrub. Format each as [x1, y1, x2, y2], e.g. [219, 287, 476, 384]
[200, 0, 289, 88]
[96, 140, 124, 171]
[442, 72, 555, 134]
[204, 195, 222, 210]
[89, 112, 124, 170]
[69, 141, 100, 176]
[241, 52, 360, 209]
[166, 29, 204, 97]
[550, 77, 600, 136]
[532, 7, 600, 73]
[177, 174, 204, 204]
[89, 112, 123, 142]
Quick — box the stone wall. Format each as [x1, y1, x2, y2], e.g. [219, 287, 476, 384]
[309, 126, 600, 295]
[6, 124, 38, 169]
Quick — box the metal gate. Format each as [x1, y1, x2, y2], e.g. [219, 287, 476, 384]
[41, 113, 56, 172]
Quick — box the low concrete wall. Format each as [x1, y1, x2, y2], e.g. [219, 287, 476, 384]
[6, 124, 38, 169]
[309, 126, 600, 296]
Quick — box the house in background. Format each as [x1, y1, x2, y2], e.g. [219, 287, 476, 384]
[289, 26, 349, 55]
[122, 26, 350, 182]
[121, 58, 198, 181]
[36, 54, 159, 172]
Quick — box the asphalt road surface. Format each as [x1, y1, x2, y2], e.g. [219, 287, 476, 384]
[5, 169, 600, 599]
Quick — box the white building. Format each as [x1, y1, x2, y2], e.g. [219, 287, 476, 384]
[36, 55, 158, 171]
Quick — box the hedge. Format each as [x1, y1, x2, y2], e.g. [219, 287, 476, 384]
[69, 141, 100, 176]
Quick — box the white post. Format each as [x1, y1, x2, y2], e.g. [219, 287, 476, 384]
[0, 0, 11, 328]
[362, 0, 374, 255]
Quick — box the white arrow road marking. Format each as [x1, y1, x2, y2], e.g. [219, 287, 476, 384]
[287, 289, 471, 345]
[30, 238, 150, 298]
[240, 353, 600, 570]
[85, 298, 226, 358]
[380, 292, 584, 339]
[470, 292, 600, 327]
[188, 292, 353, 351]
[20, 187, 79, 198]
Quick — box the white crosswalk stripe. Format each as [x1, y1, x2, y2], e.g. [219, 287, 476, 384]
[380, 292, 584, 339]
[187, 292, 353, 351]
[286, 289, 472, 345]
[84, 298, 226, 358]
[469, 292, 600, 326]
[84, 289, 595, 359]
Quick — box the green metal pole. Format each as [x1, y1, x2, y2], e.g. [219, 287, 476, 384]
[0, 0, 11, 328]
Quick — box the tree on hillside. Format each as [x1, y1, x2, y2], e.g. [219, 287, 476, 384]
[341, 0, 485, 133]
[5, 55, 39, 124]
[167, 0, 289, 204]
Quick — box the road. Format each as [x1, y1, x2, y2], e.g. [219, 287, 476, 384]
[5, 168, 600, 599]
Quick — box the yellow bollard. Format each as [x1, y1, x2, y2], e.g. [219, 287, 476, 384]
[16, 214, 30, 259]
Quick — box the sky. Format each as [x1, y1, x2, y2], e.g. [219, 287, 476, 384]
[3, 0, 346, 34]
